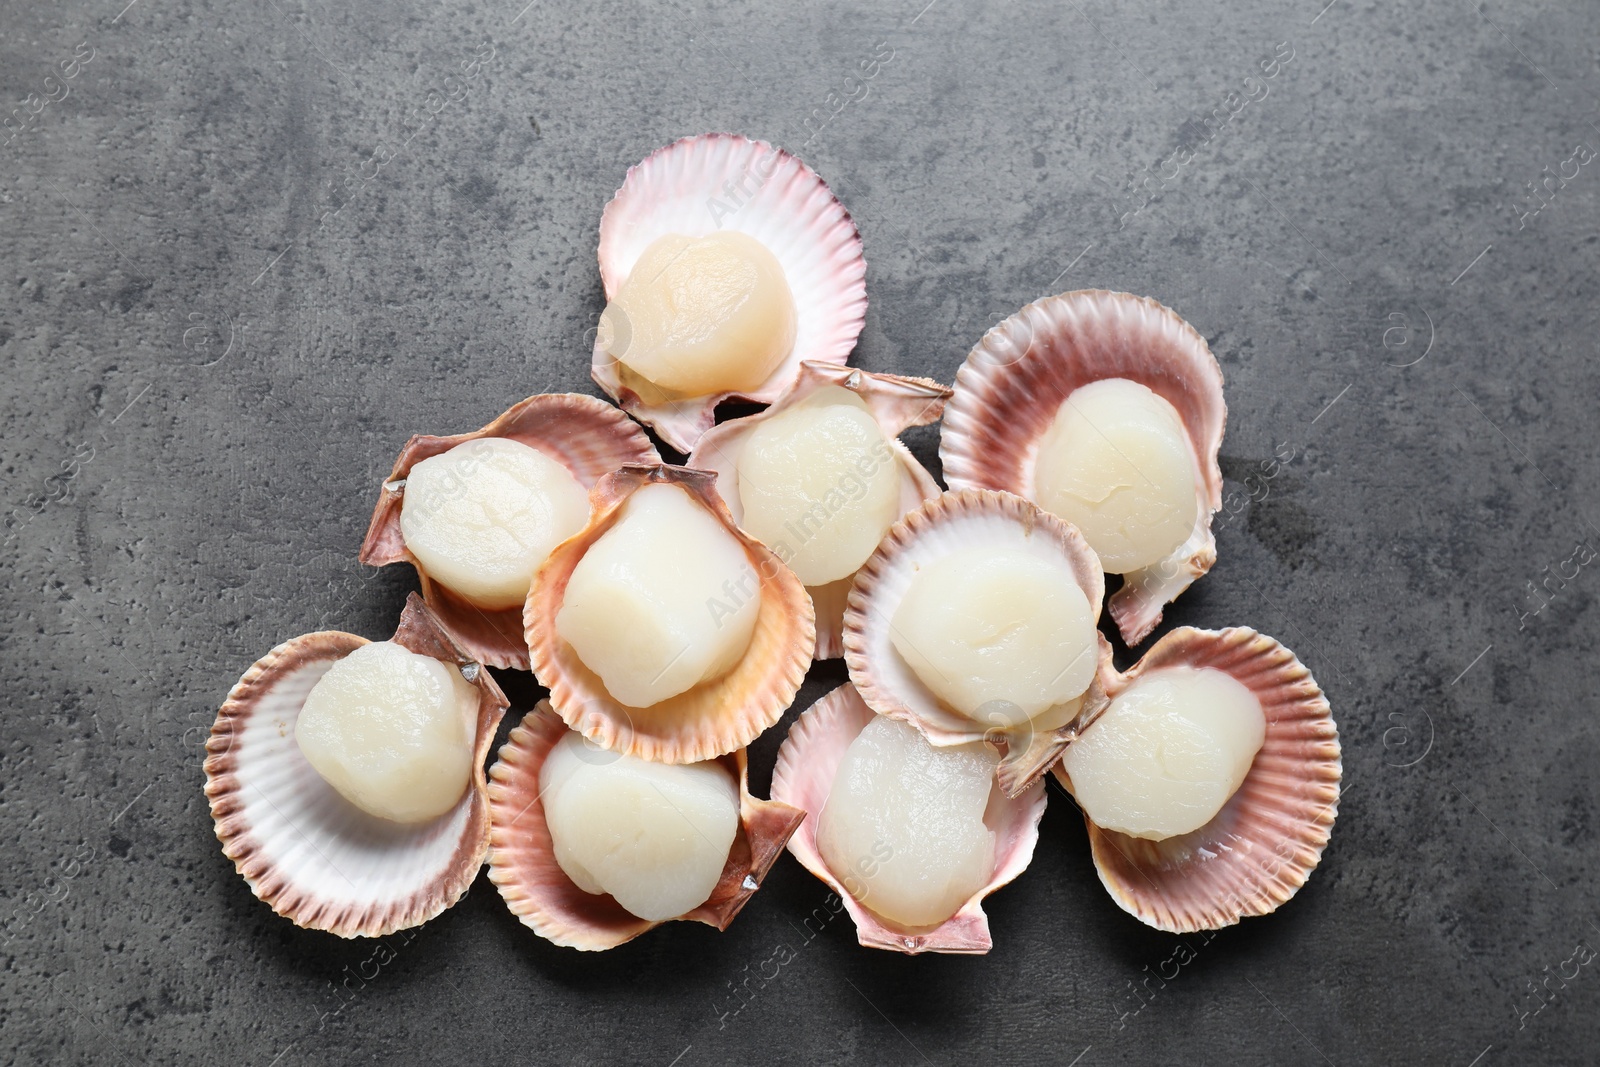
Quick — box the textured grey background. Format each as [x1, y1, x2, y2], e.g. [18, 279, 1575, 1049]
[2, 0, 1597, 1063]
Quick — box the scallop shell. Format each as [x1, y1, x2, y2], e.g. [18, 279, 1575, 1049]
[687, 360, 949, 660]
[1054, 626, 1341, 933]
[769, 684, 1047, 955]
[486, 703, 804, 950]
[203, 593, 509, 937]
[843, 488, 1112, 798]
[592, 133, 868, 453]
[359, 393, 659, 671]
[939, 290, 1226, 646]
[524, 464, 815, 764]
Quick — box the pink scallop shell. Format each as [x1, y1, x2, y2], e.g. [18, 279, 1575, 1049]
[769, 684, 1047, 955]
[686, 360, 949, 660]
[524, 464, 815, 765]
[203, 593, 510, 937]
[1054, 626, 1342, 933]
[939, 290, 1226, 646]
[359, 393, 659, 670]
[843, 488, 1113, 797]
[593, 133, 868, 453]
[486, 703, 804, 951]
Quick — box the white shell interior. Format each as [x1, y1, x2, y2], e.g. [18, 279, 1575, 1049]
[400, 437, 590, 610]
[734, 386, 902, 586]
[230, 651, 475, 913]
[539, 732, 739, 922]
[1032, 378, 1200, 574]
[1060, 665, 1266, 840]
[816, 715, 996, 929]
[556, 483, 760, 708]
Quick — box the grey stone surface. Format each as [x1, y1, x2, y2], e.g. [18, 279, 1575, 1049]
[2, 0, 1598, 1062]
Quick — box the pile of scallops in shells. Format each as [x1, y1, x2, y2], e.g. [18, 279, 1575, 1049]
[205, 133, 1342, 954]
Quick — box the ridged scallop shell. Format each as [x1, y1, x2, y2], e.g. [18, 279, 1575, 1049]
[203, 593, 509, 937]
[939, 290, 1225, 646]
[486, 703, 804, 950]
[1054, 626, 1341, 933]
[843, 488, 1112, 798]
[359, 393, 659, 671]
[525, 464, 815, 764]
[592, 133, 868, 453]
[769, 684, 1047, 955]
[687, 360, 949, 660]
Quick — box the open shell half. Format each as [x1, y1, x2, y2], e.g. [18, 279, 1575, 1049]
[593, 133, 868, 453]
[686, 360, 949, 660]
[359, 393, 659, 671]
[525, 464, 814, 764]
[770, 684, 1047, 954]
[203, 593, 509, 937]
[843, 488, 1112, 797]
[939, 290, 1225, 646]
[1054, 626, 1341, 933]
[486, 703, 803, 950]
